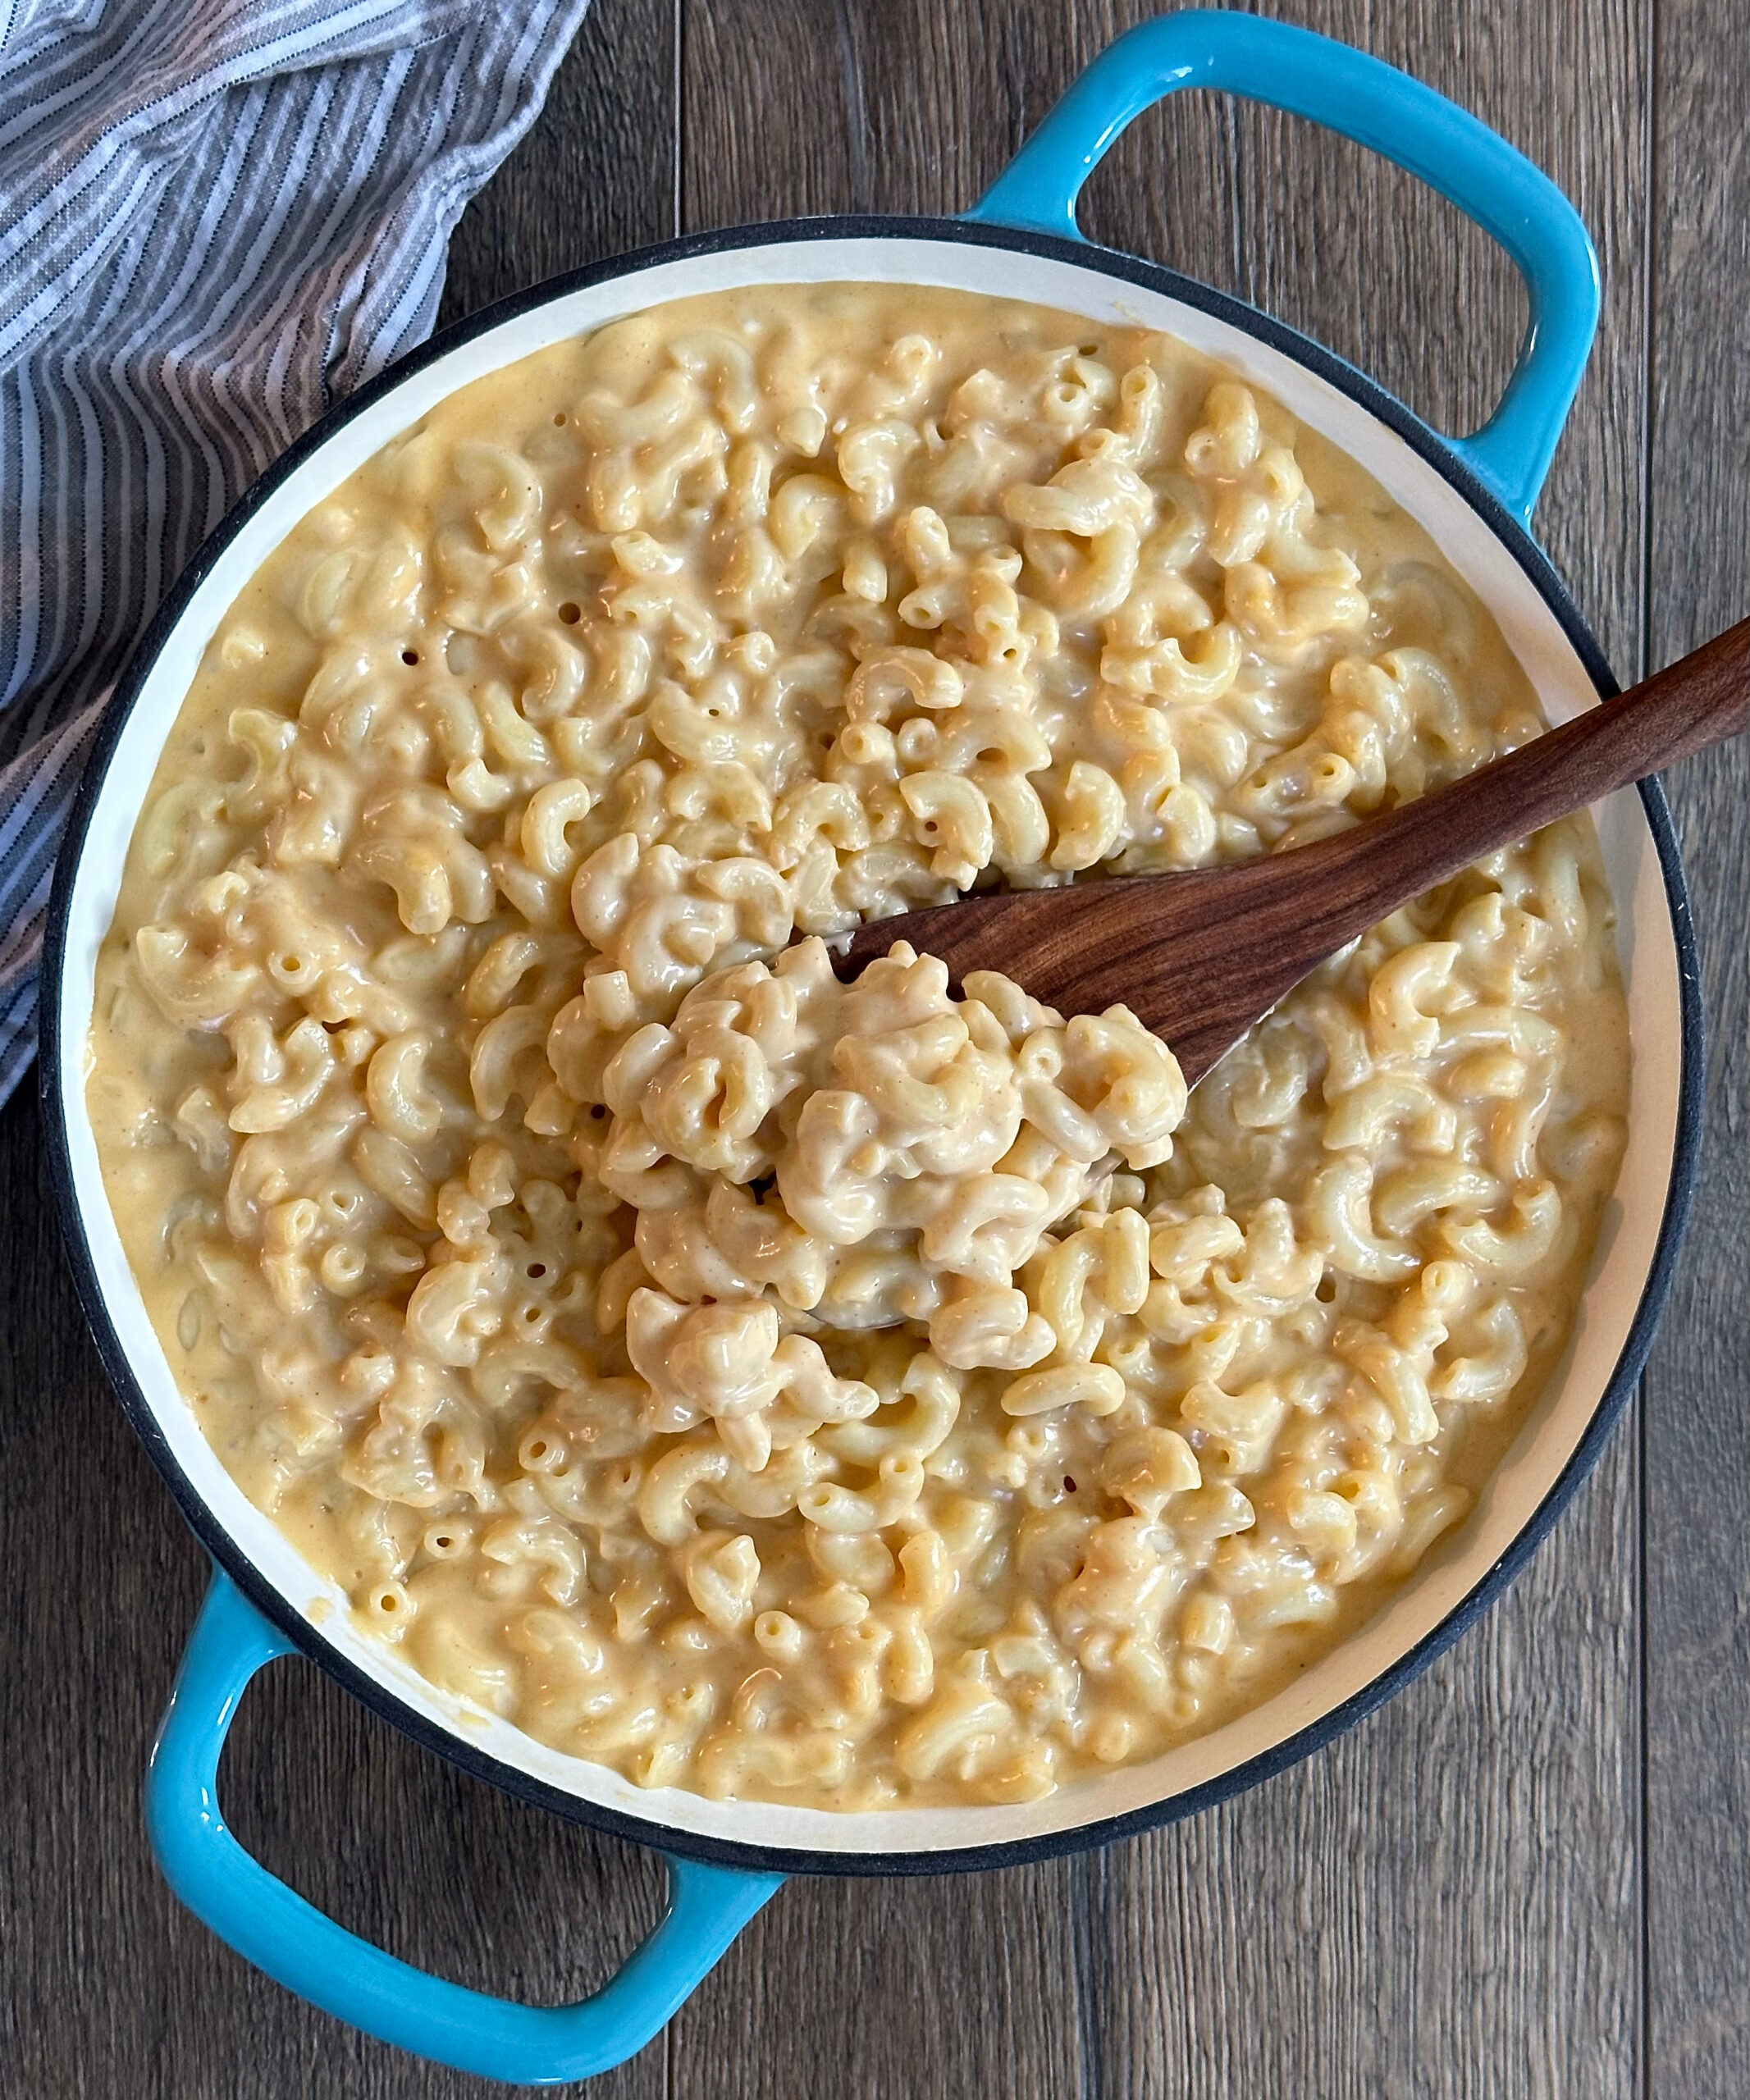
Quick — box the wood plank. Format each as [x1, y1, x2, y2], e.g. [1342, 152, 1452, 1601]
[1641, 0, 1750, 2087]
[672, 1863, 1089, 2100]
[683, 2, 1650, 2093]
[1, 4, 682, 2096]
[438, 0, 679, 331]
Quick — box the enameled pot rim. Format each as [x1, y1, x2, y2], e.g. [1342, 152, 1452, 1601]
[40, 213, 1706, 1878]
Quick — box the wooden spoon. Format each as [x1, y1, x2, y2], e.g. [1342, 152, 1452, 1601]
[835, 619, 1748, 1084]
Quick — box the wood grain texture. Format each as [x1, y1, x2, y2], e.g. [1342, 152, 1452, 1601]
[1086, 1446, 1642, 2099]
[1641, 0, 1750, 2089]
[671, 1864, 1087, 2100]
[12, 0, 1750, 2094]
[437, 0, 678, 331]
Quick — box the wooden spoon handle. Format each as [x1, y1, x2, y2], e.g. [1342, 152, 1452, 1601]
[1392, 614, 1748, 850]
[1262, 614, 1750, 956]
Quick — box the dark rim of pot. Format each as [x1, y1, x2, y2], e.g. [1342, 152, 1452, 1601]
[41, 215, 1706, 1880]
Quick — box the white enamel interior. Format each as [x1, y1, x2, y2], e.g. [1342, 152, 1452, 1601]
[53, 235, 1684, 1860]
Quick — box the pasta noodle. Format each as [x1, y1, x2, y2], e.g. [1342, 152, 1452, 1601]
[88, 283, 1629, 1810]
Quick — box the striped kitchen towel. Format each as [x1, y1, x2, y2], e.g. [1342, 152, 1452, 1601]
[0, 0, 592, 1105]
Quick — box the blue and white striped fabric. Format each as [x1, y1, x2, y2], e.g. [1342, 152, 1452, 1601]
[0, 0, 592, 1103]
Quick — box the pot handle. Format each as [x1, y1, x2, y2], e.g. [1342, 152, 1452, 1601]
[145, 1569, 783, 2086]
[965, 8, 1599, 527]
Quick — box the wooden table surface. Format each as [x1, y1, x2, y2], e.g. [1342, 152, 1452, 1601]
[5, 2, 1746, 2093]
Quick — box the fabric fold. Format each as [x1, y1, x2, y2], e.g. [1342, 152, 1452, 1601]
[0, 0, 593, 1102]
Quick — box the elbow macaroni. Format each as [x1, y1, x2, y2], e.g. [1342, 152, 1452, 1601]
[89, 283, 1629, 1810]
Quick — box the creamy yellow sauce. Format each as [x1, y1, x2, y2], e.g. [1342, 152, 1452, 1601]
[89, 285, 1629, 1808]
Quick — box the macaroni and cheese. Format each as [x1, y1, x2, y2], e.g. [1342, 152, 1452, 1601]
[89, 284, 1629, 1808]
